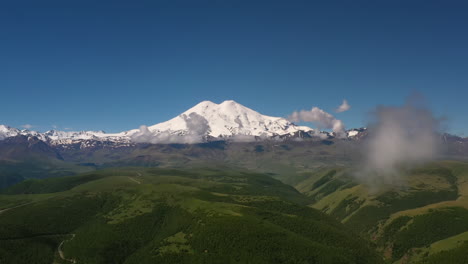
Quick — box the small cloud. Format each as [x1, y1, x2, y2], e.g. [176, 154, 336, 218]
[52, 125, 58, 129]
[64, 127, 73, 130]
[336, 99, 351, 113]
[289, 106, 346, 137]
[21, 124, 34, 129]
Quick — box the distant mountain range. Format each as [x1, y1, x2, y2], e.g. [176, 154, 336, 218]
[0, 100, 365, 148]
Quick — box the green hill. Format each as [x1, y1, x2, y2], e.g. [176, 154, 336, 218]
[294, 161, 468, 263]
[0, 167, 383, 264]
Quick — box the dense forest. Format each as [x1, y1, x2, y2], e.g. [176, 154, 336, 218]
[0, 167, 383, 264]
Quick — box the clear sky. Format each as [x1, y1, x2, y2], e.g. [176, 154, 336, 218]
[1, 0, 467, 135]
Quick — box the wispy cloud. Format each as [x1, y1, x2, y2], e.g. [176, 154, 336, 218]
[131, 113, 211, 144]
[336, 99, 351, 113]
[21, 124, 34, 129]
[357, 94, 443, 186]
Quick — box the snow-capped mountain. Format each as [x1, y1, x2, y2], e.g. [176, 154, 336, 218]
[44, 130, 128, 143]
[145, 100, 314, 138]
[0, 125, 49, 141]
[0, 100, 361, 147]
[0, 125, 131, 149]
[0, 125, 20, 140]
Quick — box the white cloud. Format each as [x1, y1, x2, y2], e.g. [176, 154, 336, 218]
[336, 99, 351, 113]
[357, 97, 442, 186]
[131, 113, 210, 144]
[21, 124, 33, 129]
[289, 107, 346, 137]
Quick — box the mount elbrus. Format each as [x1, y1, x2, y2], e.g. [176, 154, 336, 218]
[0, 100, 364, 149]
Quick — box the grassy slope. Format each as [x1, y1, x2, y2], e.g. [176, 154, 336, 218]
[293, 161, 468, 263]
[0, 167, 383, 264]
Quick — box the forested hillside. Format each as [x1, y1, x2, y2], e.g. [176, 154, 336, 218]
[0, 167, 383, 264]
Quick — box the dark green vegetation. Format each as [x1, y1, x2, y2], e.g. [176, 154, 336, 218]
[423, 241, 468, 264]
[0, 167, 383, 264]
[0, 235, 64, 264]
[389, 207, 468, 260]
[2, 173, 104, 194]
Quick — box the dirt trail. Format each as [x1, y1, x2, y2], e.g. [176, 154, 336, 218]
[127, 172, 143, 184]
[57, 234, 76, 263]
[128, 176, 141, 184]
[0, 201, 36, 215]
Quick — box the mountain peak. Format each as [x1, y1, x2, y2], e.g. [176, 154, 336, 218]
[191, 100, 242, 109]
[220, 99, 239, 105]
[0, 125, 14, 131]
[196, 100, 217, 106]
[0, 100, 320, 144]
[147, 100, 313, 138]
[218, 100, 252, 112]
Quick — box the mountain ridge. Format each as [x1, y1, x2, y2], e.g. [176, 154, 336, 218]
[1, 100, 361, 147]
[2, 100, 465, 149]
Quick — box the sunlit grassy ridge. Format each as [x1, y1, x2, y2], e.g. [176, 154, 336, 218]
[295, 160, 468, 263]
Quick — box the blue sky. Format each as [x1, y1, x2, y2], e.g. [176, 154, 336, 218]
[1, 0, 467, 135]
